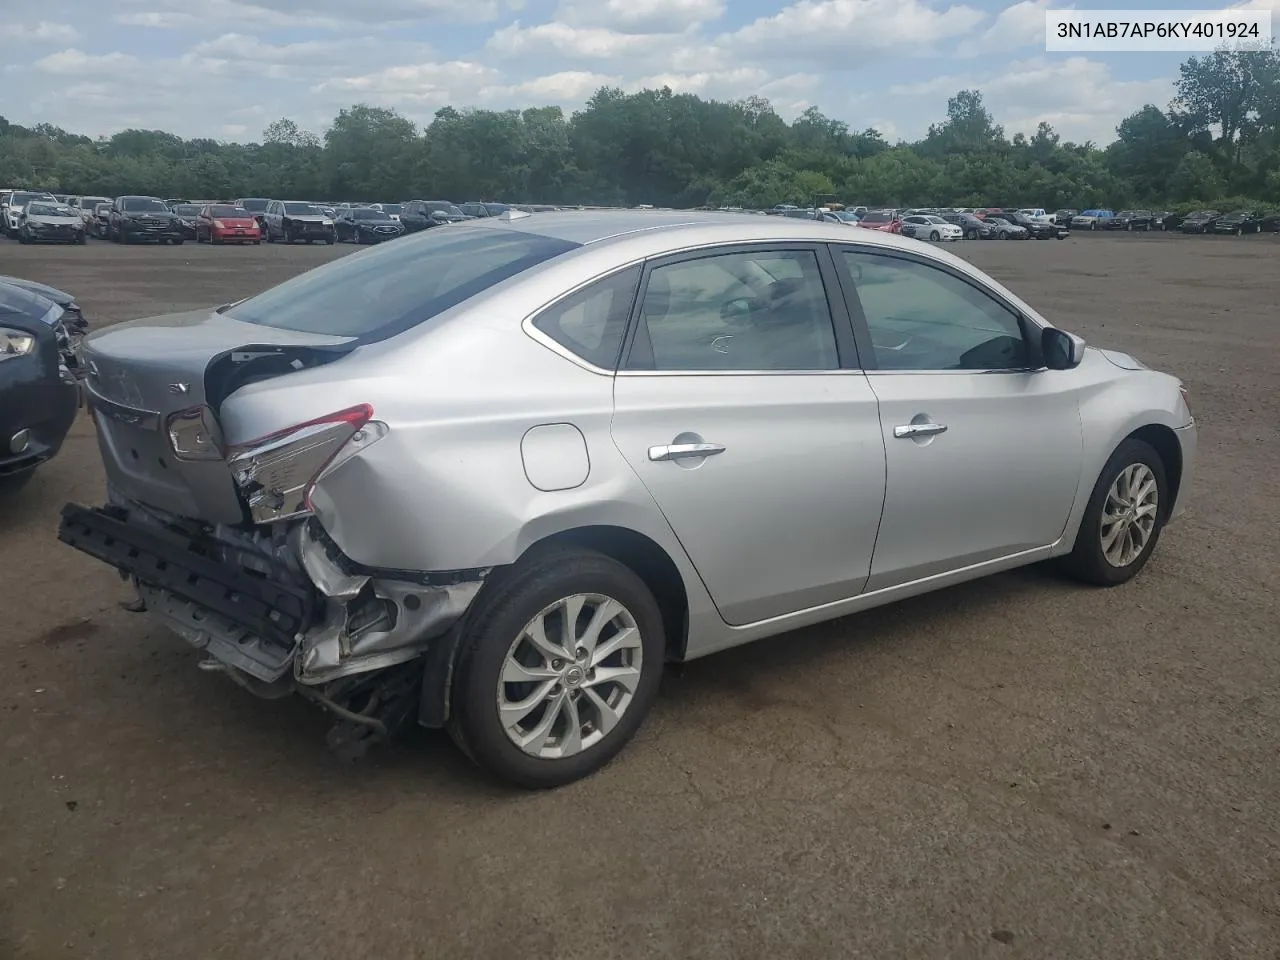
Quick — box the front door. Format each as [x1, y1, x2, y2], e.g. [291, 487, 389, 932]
[831, 245, 1084, 590]
[610, 245, 886, 626]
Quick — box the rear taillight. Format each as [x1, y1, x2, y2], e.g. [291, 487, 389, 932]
[227, 404, 383, 524]
[166, 405, 224, 461]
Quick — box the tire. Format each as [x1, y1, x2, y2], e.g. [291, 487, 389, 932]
[1235, 226, 1242, 236]
[0, 469, 34, 496]
[326, 237, 335, 245]
[446, 547, 665, 789]
[929, 230, 939, 241]
[1090, 222, 1097, 231]
[265, 227, 274, 243]
[1060, 438, 1168, 587]
[1126, 222, 1132, 231]
[171, 238, 184, 245]
[77, 233, 87, 245]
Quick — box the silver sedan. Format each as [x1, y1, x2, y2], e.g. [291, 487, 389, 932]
[60, 211, 1196, 787]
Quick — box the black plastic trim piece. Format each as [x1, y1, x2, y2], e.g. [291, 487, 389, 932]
[58, 503, 313, 646]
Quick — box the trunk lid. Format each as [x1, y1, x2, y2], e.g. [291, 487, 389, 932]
[84, 308, 354, 524]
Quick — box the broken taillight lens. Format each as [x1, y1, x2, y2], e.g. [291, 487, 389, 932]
[166, 405, 225, 461]
[227, 404, 382, 525]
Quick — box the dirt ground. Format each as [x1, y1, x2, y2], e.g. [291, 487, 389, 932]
[2, 231, 1278, 959]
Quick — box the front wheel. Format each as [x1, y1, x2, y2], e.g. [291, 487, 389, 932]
[447, 548, 665, 789]
[1060, 438, 1168, 586]
[929, 230, 940, 241]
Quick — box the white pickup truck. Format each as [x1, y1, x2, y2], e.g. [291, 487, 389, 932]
[1017, 207, 1056, 223]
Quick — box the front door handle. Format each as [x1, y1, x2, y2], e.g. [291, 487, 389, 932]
[648, 442, 726, 462]
[893, 422, 948, 439]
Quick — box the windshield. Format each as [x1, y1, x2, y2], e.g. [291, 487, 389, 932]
[13, 192, 54, 206]
[378, 203, 402, 215]
[861, 212, 891, 223]
[458, 203, 489, 216]
[352, 209, 392, 220]
[122, 198, 169, 212]
[425, 201, 465, 216]
[93, 203, 112, 214]
[210, 205, 243, 218]
[925, 216, 947, 224]
[27, 203, 72, 217]
[238, 198, 269, 212]
[173, 204, 201, 216]
[283, 202, 320, 215]
[227, 228, 580, 339]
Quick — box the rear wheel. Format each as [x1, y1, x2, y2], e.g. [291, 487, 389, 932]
[447, 548, 665, 789]
[1060, 438, 1168, 586]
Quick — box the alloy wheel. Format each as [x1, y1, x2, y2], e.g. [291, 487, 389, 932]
[1100, 463, 1159, 568]
[497, 593, 643, 759]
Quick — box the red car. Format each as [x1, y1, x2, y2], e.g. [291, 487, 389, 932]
[856, 210, 902, 233]
[195, 203, 261, 245]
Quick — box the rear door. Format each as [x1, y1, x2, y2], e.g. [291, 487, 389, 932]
[829, 244, 1083, 590]
[610, 244, 886, 626]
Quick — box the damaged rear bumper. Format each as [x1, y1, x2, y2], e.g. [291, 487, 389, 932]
[58, 502, 486, 688]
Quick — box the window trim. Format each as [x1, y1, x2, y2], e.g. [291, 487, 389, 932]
[524, 263, 642, 374]
[521, 261, 646, 375]
[618, 241, 863, 377]
[827, 243, 1047, 375]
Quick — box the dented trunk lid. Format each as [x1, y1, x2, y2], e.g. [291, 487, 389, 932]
[83, 308, 355, 524]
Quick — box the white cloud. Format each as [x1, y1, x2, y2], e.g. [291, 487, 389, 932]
[489, 70, 622, 101]
[487, 21, 693, 59]
[112, 0, 498, 30]
[977, 0, 1063, 46]
[890, 56, 1173, 143]
[14, 22, 80, 42]
[553, 0, 726, 33]
[34, 49, 142, 76]
[721, 0, 986, 61]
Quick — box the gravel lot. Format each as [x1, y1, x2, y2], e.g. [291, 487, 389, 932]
[2, 232, 1278, 959]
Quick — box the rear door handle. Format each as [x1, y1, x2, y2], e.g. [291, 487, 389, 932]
[893, 422, 948, 439]
[648, 442, 726, 461]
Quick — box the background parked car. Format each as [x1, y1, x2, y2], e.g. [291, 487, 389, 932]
[1052, 208, 1078, 225]
[335, 206, 404, 243]
[170, 203, 202, 240]
[88, 202, 112, 239]
[900, 215, 962, 241]
[195, 203, 261, 244]
[1260, 210, 1280, 233]
[1152, 211, 1179, 231]
[264, 200, 336, 244]
[234, 197, 270, 230]
[941, 212, 995, 240]
[400, 200, 472, 233]
[18, 200, 87, 245]
[999, 211, 1067, 239]
[981, 214, 1029, 239]
[370, 202, 403, 222]
[1105, 210, 1155, 232]
[457, 201, 510, 218]
[4, 190, 56, 237]
[0, 279, 81, 496]
[109, 196, 185, 244]
[1179, 210, 1221, 234]
[856, 210, 902, 233]
[1071, 209, 1114, 230]
[1212, 210, 1263, 235]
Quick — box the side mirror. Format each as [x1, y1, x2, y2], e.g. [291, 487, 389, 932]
[1042, 327, 1086, 370]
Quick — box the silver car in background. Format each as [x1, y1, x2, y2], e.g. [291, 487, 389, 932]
[59, 211, 1196, 788]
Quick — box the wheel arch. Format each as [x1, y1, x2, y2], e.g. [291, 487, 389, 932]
[1126, 423, 1182, 521]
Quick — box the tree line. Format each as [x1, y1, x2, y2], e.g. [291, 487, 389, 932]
[2, 48, 1277, 212]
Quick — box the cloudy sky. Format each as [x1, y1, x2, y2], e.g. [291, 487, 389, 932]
[2, 0, 1276, 146]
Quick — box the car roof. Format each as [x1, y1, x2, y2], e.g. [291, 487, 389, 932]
[459, 209, 948, 257]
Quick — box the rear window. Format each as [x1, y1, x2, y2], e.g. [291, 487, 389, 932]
[283, 202, 319, 215]
[226, 227, 580, 339]
[173, 205, 201, 216]
[210, 205, 242, 217]
[238, 198, 269, 212]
